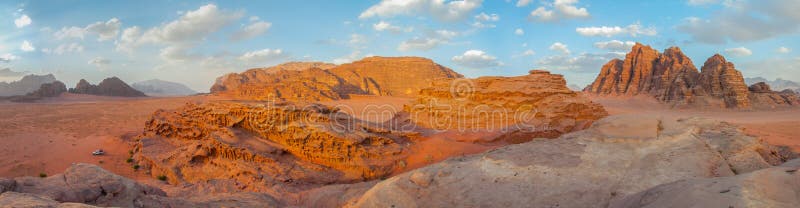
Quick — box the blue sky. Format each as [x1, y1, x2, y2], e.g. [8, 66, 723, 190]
[1, 0, 798, 91]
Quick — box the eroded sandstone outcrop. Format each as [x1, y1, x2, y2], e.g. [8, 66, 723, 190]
[134, 101, 417, 194]
[350, 115, 796, 207]
[407, 70, 607, 142]
[0, 74, 58, 96]
[747, 82, 800, 108]
[210, 57, 462, 101]
[584, 43, 770, 109]
[0, 163, 280, 208]
[68, 77, 146, 97]
[27, 81, 67, 97]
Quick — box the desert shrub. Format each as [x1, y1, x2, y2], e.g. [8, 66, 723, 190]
[157, 175, 167, 181]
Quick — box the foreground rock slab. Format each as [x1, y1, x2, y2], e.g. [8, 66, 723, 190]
[351, 115, 795, 208]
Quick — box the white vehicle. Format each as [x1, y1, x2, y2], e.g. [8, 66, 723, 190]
[92, 149, 105, 155]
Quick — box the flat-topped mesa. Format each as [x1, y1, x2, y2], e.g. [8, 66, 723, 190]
[408, 69, 607, 141]
[210, 57, 463, 101]
[68, 77, 146, 97]
[585, 43, 767, 109]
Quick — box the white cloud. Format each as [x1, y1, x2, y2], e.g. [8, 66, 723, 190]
[514, 49, 536, 58]
[724, 47, 753, 57]
[349, 33, 368, 45]
[85, 18, 121, 41]
[398, 37, 445, 51]
[677, 0, 800, 44]
[20, 41, 35, 52]
[141, 4, 243, 44]
[528, 0, 590, 22]
[474, 12, 499, 21]
[115, 26, 141, 53]
[740, 56, 800, 83]
[88, 57, 111, 69]
[14, 15, 31, 28]
[238, 48, 287, 62]
[0, 54, 19, 63]
[687, 0, 720, 5]
[537, 52, 625, 73]
[333, 50, 363, 64]
[373, 21, 412, 33]
[435, 29, 459, 39]
[516, 0, 533, 7]
[576, 22, 657, 37]
[777, 47, 792, 53]
[359, 0, 483, 22]
[515, 28, 524, 35]
[549, 42, 570, 54]
[451, 49, 502, 68]
[54, 26, 87, 40]
[42, 43, 85, 55]
[593, 40, 636, 51]
[231, 20, 272, 40]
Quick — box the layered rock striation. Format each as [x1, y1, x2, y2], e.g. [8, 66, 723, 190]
[584, 43, 784, 108]
[69, 77, 146, 97]
[407, 70, 608, 141]
[210, 57, 462, 101]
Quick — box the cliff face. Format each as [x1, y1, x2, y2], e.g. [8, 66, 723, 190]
[584, 43, 774, 109]
[210, 57, 463, 101]
[748, 82, 800, 108]
[27, 81, 67, 97]
[68, 77, 146, 97]
[408, 70, 608, 142]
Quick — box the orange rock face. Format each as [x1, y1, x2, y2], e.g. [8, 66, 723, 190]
[134, 101, 417, 192]
[408, 70, 608, 142]
[585, 43, 757, 108]
[210, 57, 462, 101]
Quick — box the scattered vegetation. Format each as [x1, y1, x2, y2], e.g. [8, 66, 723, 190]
[157, 175, 167, 181]
[126, 158, 133, 163]
[132, 164, 140, 170]
[39, 173, 47, 178]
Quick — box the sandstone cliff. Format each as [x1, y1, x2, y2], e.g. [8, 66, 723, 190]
[0, 74, 58, 96]
[27, 81, 67, 97]
[68, 77, 146, 97]
[407, 70, 607, 142]
[584, 43, 765, 108]
[210, 57, 462, 101]
[351, 115, 796, 207]
[748, 82, 800, 108]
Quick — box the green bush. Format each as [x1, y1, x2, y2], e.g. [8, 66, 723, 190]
[126, 158, 133, 163]
[132, 164, 140, 170]
[157, 175, 167, 181]
[39, 173, 47, 178]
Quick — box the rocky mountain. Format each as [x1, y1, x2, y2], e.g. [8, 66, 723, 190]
[0, 74, 58, 96]
[747, 82, 800, 108]
[68, 77, 146, 97]
[745, 77, 800, 92]
[210, 57, 463, 101]
[584, 43, 794, 108]
[351, 116, 797, 207]
[131, 79, 197, 97]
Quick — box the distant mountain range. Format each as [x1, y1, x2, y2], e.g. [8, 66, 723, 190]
[131, 79, 197, 96]
[744, 77, 800, 93]
[0, 74, 58, 96]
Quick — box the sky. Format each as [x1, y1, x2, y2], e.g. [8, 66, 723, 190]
[0, 0, 798, 91]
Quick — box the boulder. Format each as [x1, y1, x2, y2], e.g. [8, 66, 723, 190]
[350, 115, 796, 208]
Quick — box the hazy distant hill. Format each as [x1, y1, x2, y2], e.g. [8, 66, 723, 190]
[0, 74, 58, 96]
[131, 79, 197, 96]
[745, 77, 800, 93]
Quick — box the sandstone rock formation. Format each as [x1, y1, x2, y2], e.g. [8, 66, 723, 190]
[210, 57, 462, 101]
[745, 77, 800, 92]
[134, 101, 418, 194]
[612, 159, 800, 208]
[748, 82, 800, 108]
[27, 81, 67, 97]
[0, 74, 58, 96]
[68, 77, 146, 97]
[0, 163, 280, 207]
[407, 70, 607, 142]
[131, 79, 197, 97]
[350, 115, 796, 207]
[585, 43, 763, 108]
